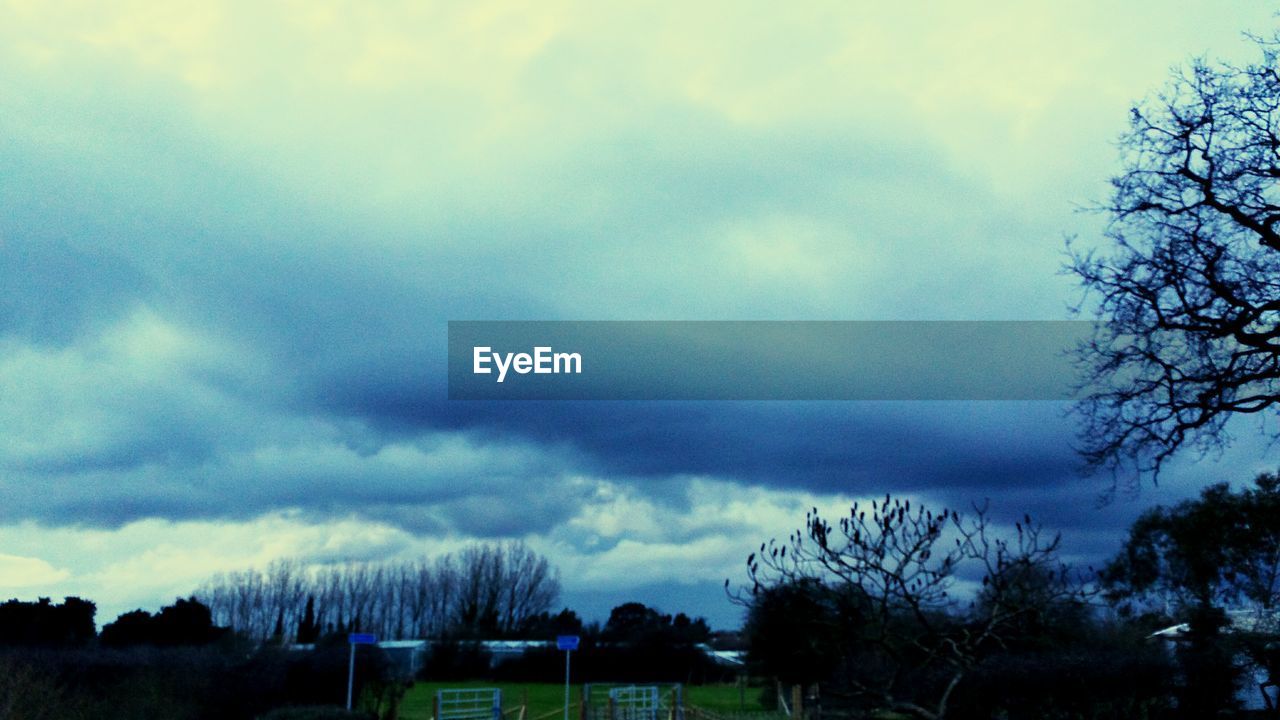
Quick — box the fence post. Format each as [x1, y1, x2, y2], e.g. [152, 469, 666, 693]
[790, 685, 802, 720]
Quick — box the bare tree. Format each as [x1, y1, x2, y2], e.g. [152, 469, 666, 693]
[193, 541, 560, 642]
[1070, 30, 1280, 485]
[426, 557, 458, 637]
[264, 559, 304, 640]
[499, 540, 560, 633]
[732, 495, 1085, 720]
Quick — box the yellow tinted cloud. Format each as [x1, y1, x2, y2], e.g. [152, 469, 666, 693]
[0, 553, 71, 588]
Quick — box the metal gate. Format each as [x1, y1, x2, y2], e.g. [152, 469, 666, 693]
[609, 686, 659, 720]
[436, 688, 503, 720]
[583, 684, 682, 720]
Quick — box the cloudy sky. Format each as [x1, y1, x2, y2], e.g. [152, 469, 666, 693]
[3, 1, 1280, 629]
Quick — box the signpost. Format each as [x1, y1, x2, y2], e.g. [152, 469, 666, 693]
[557, 635, 580, 720]
[347, 633, 378, 710]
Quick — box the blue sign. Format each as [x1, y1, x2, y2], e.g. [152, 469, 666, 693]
[556, 635, 580, 651]
[349, 633, 378, 645]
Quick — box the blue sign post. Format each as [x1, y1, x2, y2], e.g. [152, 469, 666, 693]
[557, 635, 580, 720]
[348, 633, 378, 710]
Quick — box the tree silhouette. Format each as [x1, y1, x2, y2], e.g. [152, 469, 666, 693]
[297, 595, 319, 644]
[731, 496, 1085, 720]
[100, 597, 225, 647]
[1071, 30, 1280, 485]
[0, 596, 95, 646]
[1099, 473, 1280, 714]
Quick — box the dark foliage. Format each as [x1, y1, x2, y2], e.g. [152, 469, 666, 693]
[520, 608, 585, 638]
[298, 596, 321, 645]
[278, 634, 406, 716]
[99, 597, 228, 647]
[419, 638, 494, 680]
[0, 632, 405, 720]
[951, 643, 1175, 720]
[1102, 472, 1280, 613]
[742, 580, 845, 685]
[0, 596, 95, 647]
[1097, 472, 1280, 715]
[1171, 607, 1242, 719]
[731, 496, 1089, 719]
[424, 603, 727, 684]
[602, 603, 710, 645]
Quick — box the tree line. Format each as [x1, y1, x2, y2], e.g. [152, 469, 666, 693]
[195, 540, 561, 643]
[733, 474, 1280, 719]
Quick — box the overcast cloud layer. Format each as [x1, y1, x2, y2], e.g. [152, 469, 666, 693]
[4, 1, 1280, 627]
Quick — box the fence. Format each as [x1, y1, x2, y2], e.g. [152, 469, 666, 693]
[436, 688, 504, 720]
[582, 684, 683, 720]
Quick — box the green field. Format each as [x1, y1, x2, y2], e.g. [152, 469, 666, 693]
[400, 682, 769, 720]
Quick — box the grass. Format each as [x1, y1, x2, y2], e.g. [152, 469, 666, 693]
[401, 681, 567, 720]
[399, 683, 770, 720]
[685, 685, 767, 712]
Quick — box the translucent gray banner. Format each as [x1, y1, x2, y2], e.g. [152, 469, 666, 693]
[447, 321, 1090, 400]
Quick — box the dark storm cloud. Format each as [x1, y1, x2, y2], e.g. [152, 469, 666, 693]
[1, 437, 592, 536]
[331, 395, 1084, 493]
[0, 52, 1189, 553]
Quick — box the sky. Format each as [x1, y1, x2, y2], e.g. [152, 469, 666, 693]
[3, 1, 1280, 630]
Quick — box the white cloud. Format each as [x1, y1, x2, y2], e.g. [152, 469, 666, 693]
[0, 476, 898, 623]
[0, 553, 71, 589]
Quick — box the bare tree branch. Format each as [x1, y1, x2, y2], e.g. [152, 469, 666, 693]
[1070, 34, 1280, 488]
